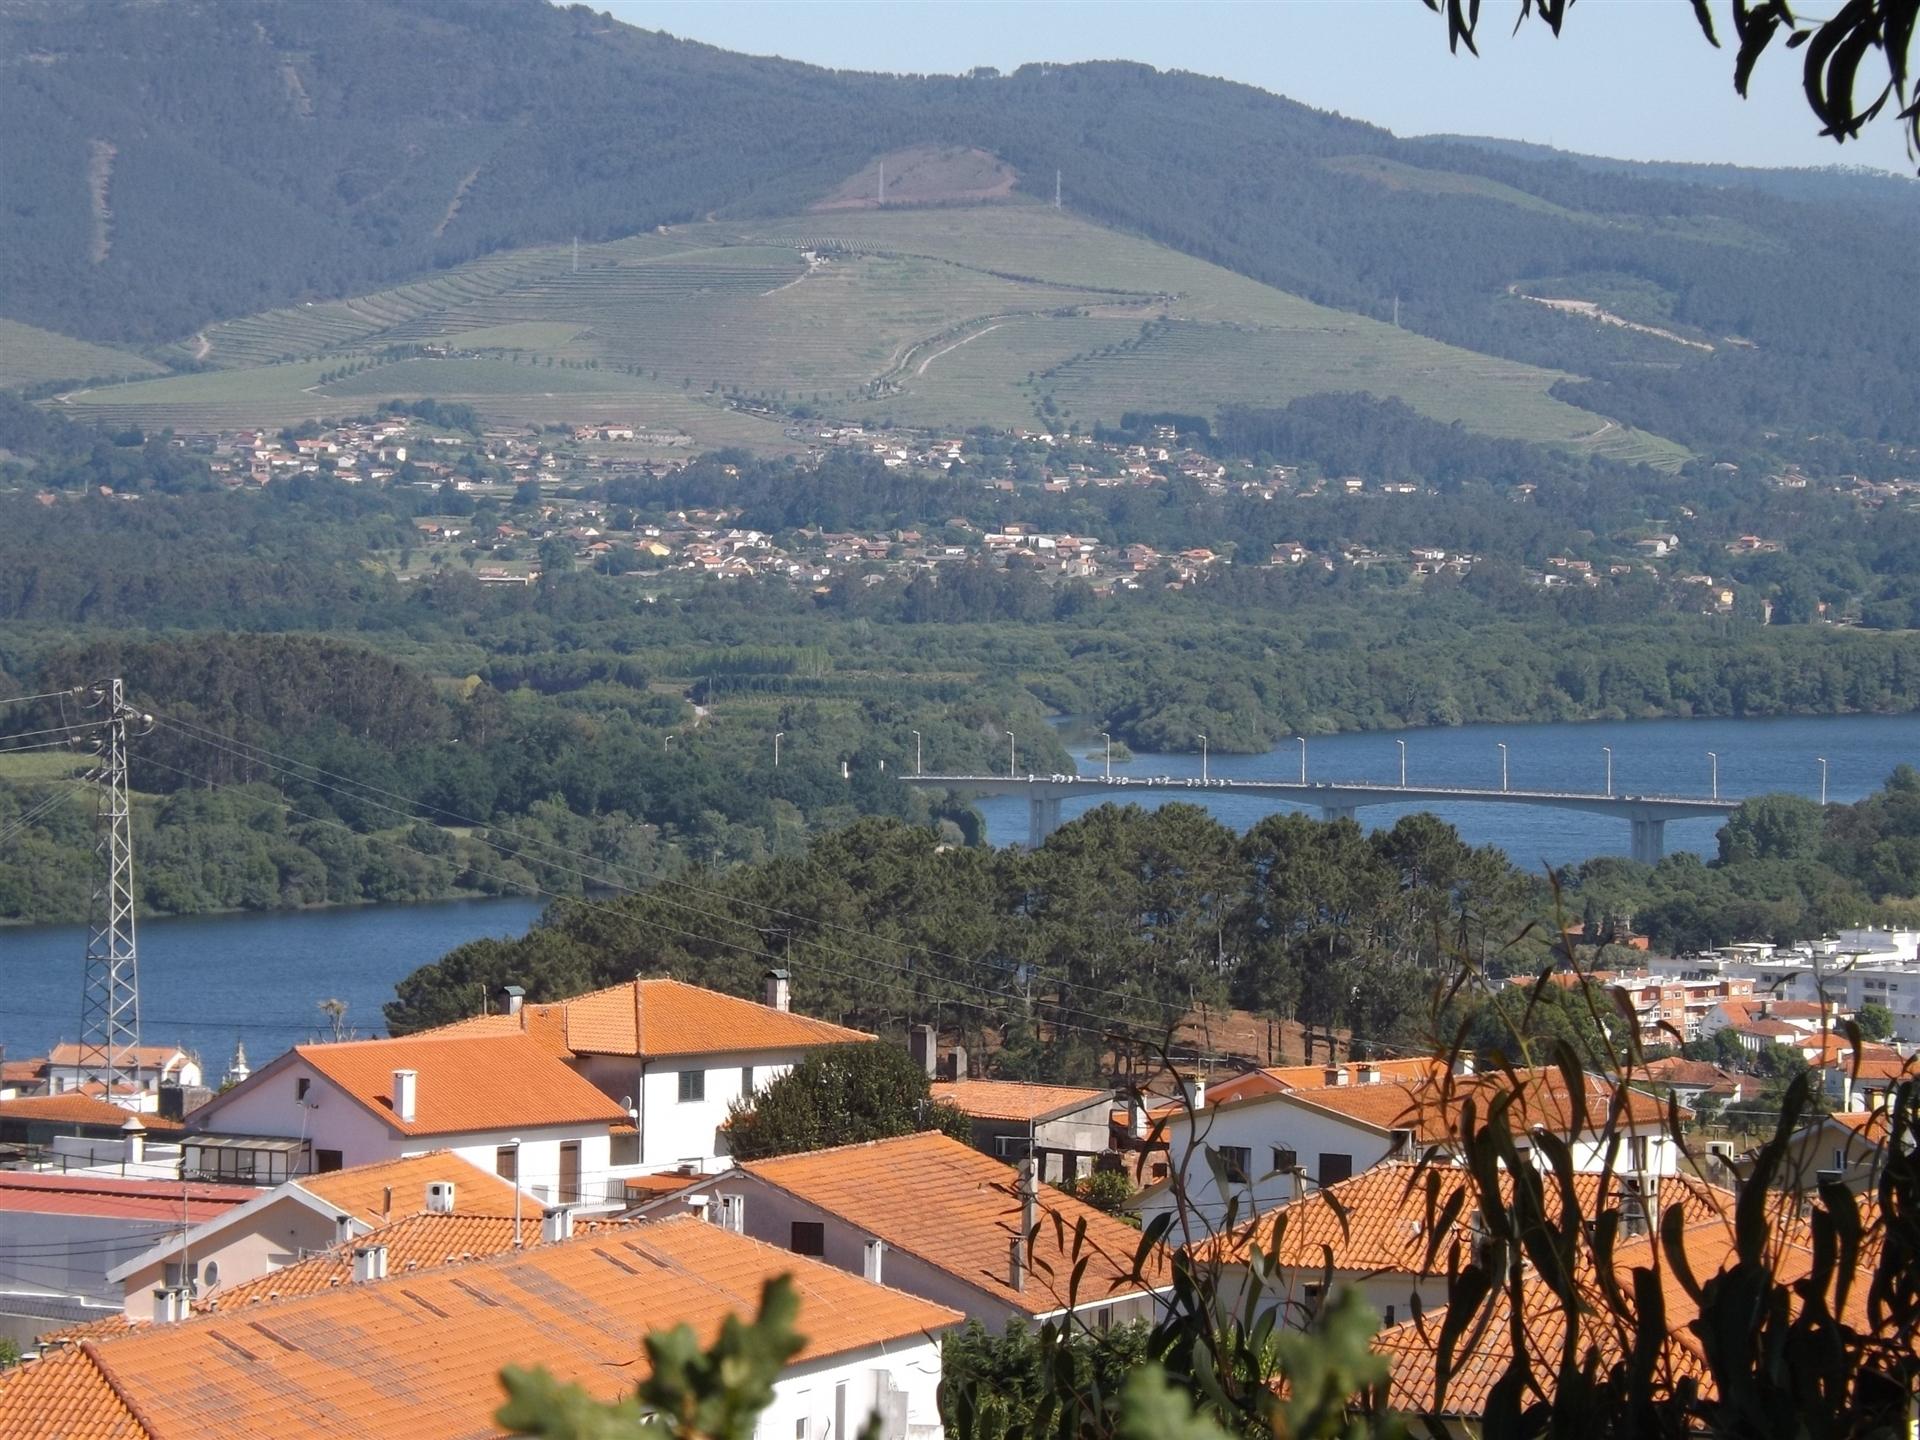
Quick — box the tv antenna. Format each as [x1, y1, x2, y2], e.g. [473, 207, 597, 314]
[76, 679, 152, 1104]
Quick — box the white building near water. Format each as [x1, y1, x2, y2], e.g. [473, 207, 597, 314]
[1651, 929, 1920, 1043]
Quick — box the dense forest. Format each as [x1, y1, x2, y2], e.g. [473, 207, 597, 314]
[4, 0, 1920, 451]
[382, 772, 1920, 1078]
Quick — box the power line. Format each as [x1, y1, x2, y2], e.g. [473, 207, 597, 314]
[0, 688, 87, 711]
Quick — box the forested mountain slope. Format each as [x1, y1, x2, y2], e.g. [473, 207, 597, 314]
[5, 0, 1918, 448]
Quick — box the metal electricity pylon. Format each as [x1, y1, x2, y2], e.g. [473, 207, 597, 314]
[76, 679, 150, 1102]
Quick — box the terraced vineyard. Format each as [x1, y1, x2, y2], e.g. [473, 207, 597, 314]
[0, 319, 162, 390]
[57, 204, 1685, 463]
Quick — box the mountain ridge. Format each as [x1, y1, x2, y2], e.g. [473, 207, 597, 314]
[5, 0, 1918, 448]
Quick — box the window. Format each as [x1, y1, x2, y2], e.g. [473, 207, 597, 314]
[1219, 1145, 1251, 1183]
[496, 1146, 518, 1183]
[1272, 1146, 1298, 1173]
[790, 1221, 826, 1257]
[740, 1065, 754, 1096]
[1629, 1135, 1650, 1171]
[1317, 1152, 1354, 1186]
[610, 1132, 640, 1166]
[678, 1069, 706, 1103]
[559, 1142, 581, 1205]
[314, 1149, 343, 1173]
[1834, 1148, 1846, 1171]
[296, 1077, 311, 1102]
[1384, 1305, 1396, 1326]
[1096, 1306, 1113, 1332]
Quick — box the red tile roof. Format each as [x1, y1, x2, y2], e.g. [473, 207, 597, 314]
[0, 1217, 960, 1440]
[297, 1151, 523, 1226]
[929, 1079, 1110, 1123]
[1206, 1059, 1437, 1107]
[744, 1131, 1170, 1315]
[1268, 1066, 1672, 1146]
[201, 1033, 629, 1139]
[0, 1173, 258, 1223]
[430, 978, 873, 1058]
[0, 1095, 184, 1132]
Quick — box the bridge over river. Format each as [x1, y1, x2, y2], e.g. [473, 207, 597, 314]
[898, 773, 1738, 861]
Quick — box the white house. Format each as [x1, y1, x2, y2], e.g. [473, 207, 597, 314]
[425, 970, 874, 1180]
[183, 1032, 629, 1204]
[1132, 1063, 1679, 1239]
[0, 1216, 958, 1440]
[40, 1043, 203, 1096]
[107, 1150, 523, 1321]
[640, 1130, 1171, 1331]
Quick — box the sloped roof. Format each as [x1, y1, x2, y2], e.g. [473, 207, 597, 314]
[427, 977, 873, 1058]
[203, 1033, 629, 1139]
[0, 1094, 184, 1132]
[1639, 1057, 1740, 1088]
[1189, 1162, 1730, 1270]
[0, 1173, 257, 1223]
[297, 1151, 522, 1226]
[0, 1217, 960, 1440]
[1206, 1058, 1437, 1107]
[1271, 1066, 1672, 1146]
[203, 1210, 630, 1310]
[930, 1079, 1111, 1123]
[44, 1044, 191, 1070]
[743, 1130, 1170, 1315]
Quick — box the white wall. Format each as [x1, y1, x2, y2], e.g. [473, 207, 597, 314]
[1137, 1098, 1397, 1238]
[118, 1197, 340, 1320]
[0, 1211, 183, 1306]
[580, 1048, 815, 1173]
[430, 1126, 614, 1208]
[759, 1338, 947, 1440]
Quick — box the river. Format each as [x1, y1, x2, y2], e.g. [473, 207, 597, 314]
[0, 896, 546, 1070]
[3, 714, 1912, 1070]
[976, 712, 1918, 862]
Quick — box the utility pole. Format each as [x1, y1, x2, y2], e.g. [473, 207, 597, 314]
[78, 680, 148, 1103]
[878, 160, 885, 207]
[1054, 169, 1062, 209]
[572, 236, 579, 275]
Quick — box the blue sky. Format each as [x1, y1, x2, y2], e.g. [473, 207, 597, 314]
[603, 0, 1914, 174]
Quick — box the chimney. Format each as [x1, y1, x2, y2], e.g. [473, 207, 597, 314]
[908, 1024, 937, 1077]
[763, 969, 791, 1013]
[1451, 1053, 1476, 1077]
[1357, 1063, 1380, 1085]
[541, 1206, 573, 1244]
[947, 1044, 968, 1081]
[499, 984, 526, 1017]
[863, 1238, 886, 1284]
[334, 1213, 354, 1246]
[393, 1068, 418, 1123]
[426, 1181, 456, 1214]
[1324, 1065, 1349, 1087]
[1127, 1094, 1147, 1139]
[153, 1286, 191, 1323]
[121, 1114, 146, 1165]
[352, 1244, 389, 1283]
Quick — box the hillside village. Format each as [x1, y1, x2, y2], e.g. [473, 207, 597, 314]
[0, 927, 1912, 1437]
[34, 410, 1903, 619]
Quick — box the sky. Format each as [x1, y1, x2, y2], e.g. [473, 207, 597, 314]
[602, 0, 1915, 174]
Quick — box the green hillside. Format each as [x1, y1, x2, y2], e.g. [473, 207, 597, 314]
[4, 0, 1919, 455]
[52, 205, 1682, 463]
[0, 318, 163, 391]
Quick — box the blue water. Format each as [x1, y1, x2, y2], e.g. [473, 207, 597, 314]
[0, 896, 546, 1067]
[976, 713, 1919, 867]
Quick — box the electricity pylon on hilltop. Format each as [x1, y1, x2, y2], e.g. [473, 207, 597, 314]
[75, 679, 152, 1103]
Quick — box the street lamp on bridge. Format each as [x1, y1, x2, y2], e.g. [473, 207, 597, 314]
[1007, 729, 1016, 779]
[1707, 750, 1718, 801]
[1819, 756, 1829, 806]
[664, 733, 675, 752]
[1101, 732, 1113, 779]
[1603, 745, 1613, 798]
[774, 731, 784, 768]
[1197, 734, 1208, 783]
[1294, 735, 1307, 784]
[911, 730, 921, 775]
[1497, 742, 1509, 793]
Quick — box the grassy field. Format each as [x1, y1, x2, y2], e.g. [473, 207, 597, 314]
[0, 751, 90, 782]
[0, 319, 163, 391]
[50, 203, 1685, 463]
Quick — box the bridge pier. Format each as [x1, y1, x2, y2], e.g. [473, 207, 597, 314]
[1629, 816, 1666, 865]
[1321, 805, 1356, 823]
[1028, 795, 1063, 848]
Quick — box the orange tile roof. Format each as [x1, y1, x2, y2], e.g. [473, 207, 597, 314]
[0, 1217, 960, 1440]
[33, 1313, 140, 1350]
[203, 1033, 630, 1139]
[1206, 1059, 1437, 1107]
[0, 1346, 141, 1440]
[744, 1131, 1170, 1315]
[0, 1094, 184, 1131]
[45, 1043, 191, 1070]
[203, 1210, 630, 1310]
[297, 1151, 523, 1226]
[1271, 1066, 1672, 1146]
[428, 978, 873, 1058]
[1189, 1162, 1730, 1270]
[930, 1079, 1110, 1123]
